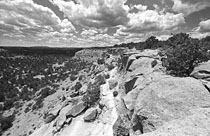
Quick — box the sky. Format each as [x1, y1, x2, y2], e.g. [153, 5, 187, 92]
[0, 0, 210, 47]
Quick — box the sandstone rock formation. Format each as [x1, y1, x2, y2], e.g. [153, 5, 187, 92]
[191, 60, 210, 80]
[30, 49, 210, 136]
[113, 116, 129, 136]
[83, 109, 98, 122]
[66, 102, 87, 118]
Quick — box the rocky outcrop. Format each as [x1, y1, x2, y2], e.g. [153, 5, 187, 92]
[53, 114, 66, 132]
[113, 116, 129, 136]
[191, 60, 210, 80]
[83, 109, 98, 122]
[66, 102, 87, 118]
[141, 108, 210, 136]
[121, 49, 210, 135]
[31, 49, 210, 136]
[44, 113, 56, 124]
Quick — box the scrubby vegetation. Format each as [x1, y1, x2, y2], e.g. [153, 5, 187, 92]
[0, 47, 93, 133]
[164, 33, 209, 76]
[115, 33, 210, 77]
[82, 74, 106, 107]
[82, 82, 101, 107]
[0, 114, 15, 135]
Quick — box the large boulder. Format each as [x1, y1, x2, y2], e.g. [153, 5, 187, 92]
[66, 102, 87, 118]
[134, 76, 210, 130]
[44, 113, 56, 124]
[128, 57, 156, 76]
[191, 60, 210, 80]
[48, 105, 62, 117]
[141, 108, 210, 136]
[83, 109, 98, 122]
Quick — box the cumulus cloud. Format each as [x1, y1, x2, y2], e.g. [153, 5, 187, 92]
[156, 34, 171, 41]
[50, 0, 130, 28]
[196, 19, 210, 33]
[1, 0, 205, 47]
[189, 31, 210, 39]
[190, 19, 210, 39]
[81, 29, 98, 37]
[116, 5, 185, 34]
[0, 0, 75, 44]
[171, 0, 210, 16]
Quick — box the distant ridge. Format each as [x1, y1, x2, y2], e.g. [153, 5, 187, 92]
[0, 46, 83, 56]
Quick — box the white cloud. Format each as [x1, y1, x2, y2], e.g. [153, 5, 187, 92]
[171, 0, 210, 16]
[116, 7, 185, 34]
[190, 19, 210, 39]
[156, 34, 171, 41]
[196, 19, 210, 33]
[0, 0, 75, 44]
[131, 4, 147, 11]
[189, 31, 210, 39]
[81, 29, 98, 37]
[50, 0, 129, 28]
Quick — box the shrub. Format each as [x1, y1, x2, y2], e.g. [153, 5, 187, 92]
[95, 74, 106, 85]
[97, 58, 105, 65]
[145, 36, 159, 49]
[38, 87, 55, 99]
[151, 60, 158, 68]
[0, 114, 15, 132]
[3, 99, 15, 110]
[32, 99, 43, 110]
[113, 91, 118, 97]
[75, 82, 82, 92]
[82, 83, 100, 107]
[24, 106, 30, 113]
[104, 74, 110, 79]
[70, 75, 77, 81]
[165, 33, 209, 77]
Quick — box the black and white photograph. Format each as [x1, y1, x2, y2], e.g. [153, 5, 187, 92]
[1, 0, 210, 136]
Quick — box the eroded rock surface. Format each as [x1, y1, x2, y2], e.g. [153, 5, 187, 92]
[31, 49, 210, 136]
[113, 116, 130, 136]
[191, 60, 210, 80]
[66, 102, 87, 118]
[121, 49, 210, 135]
[83, 109, 98, 122]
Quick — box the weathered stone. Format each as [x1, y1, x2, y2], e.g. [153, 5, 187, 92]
[129, 57, 155, 76]
[108, 79, 118, 90]
[83, 109, 98, 122]
[65, 117, 72, 125]
[123, 87, 140, 111]
[66, 102, 87, 118]
[140, 108, 210, 136]
[113, 116, 129, 136]
[134, 76, 210, 129]
[48, 104, 62, 117]
[44, 114, 56, 124]
[191, 60, 210, 81]
[69, 91, 79, 98]
[54, 114, 66, 132]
